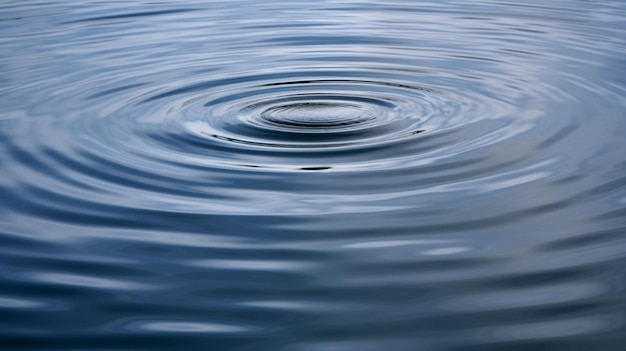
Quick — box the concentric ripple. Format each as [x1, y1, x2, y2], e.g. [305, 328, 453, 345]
[125, 69, 513, 171]
[220, 89, 401, 145]
[1, 1, 626, 351]
[260, 101, 374, 129]
[177, 77, 422, 150]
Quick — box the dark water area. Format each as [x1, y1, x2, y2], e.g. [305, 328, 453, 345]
[1, 1, 626, 350]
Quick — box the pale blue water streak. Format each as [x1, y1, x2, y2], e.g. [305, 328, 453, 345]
[1, 1, 626, 350]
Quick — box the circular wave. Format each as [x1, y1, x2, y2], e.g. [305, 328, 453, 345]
[259, 101, 375, 129]
[88, 68, 523, 173]
[1, 1, 625, 351]
[177, 77, 424, 150]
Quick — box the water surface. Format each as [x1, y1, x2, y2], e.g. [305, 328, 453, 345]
[1, 1, 626, 350]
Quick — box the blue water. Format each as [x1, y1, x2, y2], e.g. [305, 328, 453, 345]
[1, 1, 626, 350]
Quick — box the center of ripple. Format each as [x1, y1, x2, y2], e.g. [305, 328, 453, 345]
[261, 102, 376, 129]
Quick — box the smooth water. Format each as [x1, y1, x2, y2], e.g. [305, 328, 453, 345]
[1, 1, 626, 350]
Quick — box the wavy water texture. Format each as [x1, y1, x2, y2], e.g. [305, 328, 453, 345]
[1, 0, 626, 350]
